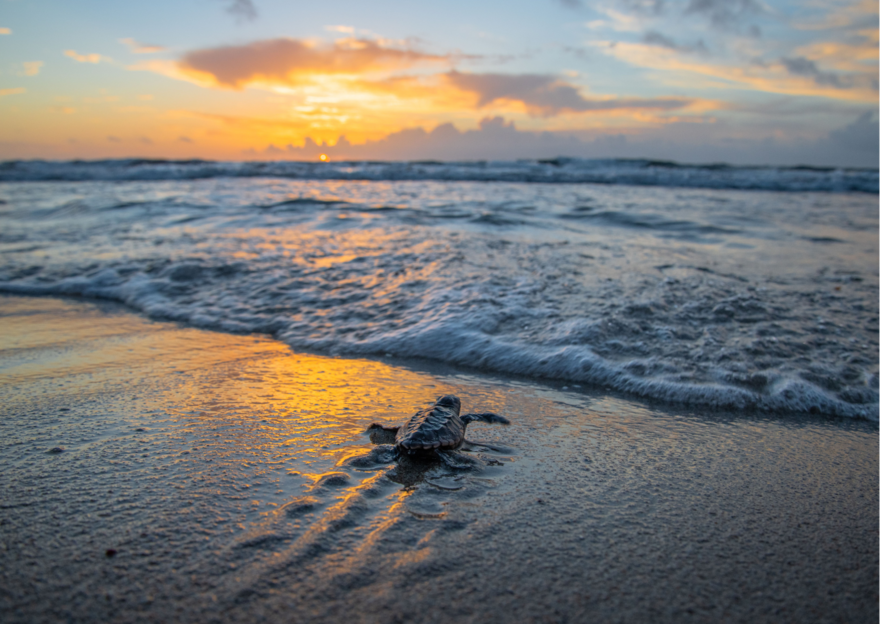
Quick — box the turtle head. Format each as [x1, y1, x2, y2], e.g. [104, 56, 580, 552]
[434, 395, 461, 411]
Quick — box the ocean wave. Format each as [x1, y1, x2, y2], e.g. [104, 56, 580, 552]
[0, 157, 876, 193]
[0, 176, 876, 420]
[1, 252, 876, 421]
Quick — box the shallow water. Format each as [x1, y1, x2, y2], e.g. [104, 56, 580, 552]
[1, 173, 876, 418]
[1, 295, 876, 623]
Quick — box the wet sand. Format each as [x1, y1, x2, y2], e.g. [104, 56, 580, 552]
[1, 294, 877, 623]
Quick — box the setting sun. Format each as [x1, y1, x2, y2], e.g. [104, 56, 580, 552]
[319, 154, 329, 162]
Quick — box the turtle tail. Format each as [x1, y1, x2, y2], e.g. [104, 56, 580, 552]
[461, 412, 510, 426]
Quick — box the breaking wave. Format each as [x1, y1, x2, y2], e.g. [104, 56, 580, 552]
[0, 157, 876, 193]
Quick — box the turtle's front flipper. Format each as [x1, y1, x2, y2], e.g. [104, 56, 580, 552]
[461, 412, 510, 425]
[367, 423, 400, 445]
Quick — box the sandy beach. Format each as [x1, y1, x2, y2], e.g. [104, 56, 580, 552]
[1, 294, 877, 623]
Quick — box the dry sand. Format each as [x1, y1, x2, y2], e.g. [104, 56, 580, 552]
[1, 294, 877, 623]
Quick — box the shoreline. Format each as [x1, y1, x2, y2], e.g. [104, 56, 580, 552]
[1, 294, 877, 623]
[4, 289, 875, 423]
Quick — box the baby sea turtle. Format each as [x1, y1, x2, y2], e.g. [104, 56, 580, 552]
[368, 395, 509, 455]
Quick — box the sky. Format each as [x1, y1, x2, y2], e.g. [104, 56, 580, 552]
[0, 0, 877, 166]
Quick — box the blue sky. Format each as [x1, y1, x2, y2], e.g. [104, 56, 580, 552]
[0, 0, 877, 165]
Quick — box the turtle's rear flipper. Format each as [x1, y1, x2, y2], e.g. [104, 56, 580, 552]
[437, 449, 479, 469]
[343, 444, 398, 469]
[367, 423, 400, 444]
[461, 412, 509, 425]
[461, 439, 513, 453]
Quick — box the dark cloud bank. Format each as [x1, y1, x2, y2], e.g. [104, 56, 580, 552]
[446, 71, 690, 115]
[259, 113, 878, 168]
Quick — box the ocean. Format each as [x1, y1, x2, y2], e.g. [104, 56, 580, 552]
[1, 157, 877, 419]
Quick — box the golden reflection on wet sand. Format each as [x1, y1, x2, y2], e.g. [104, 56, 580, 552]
[0, 294, 512, 508]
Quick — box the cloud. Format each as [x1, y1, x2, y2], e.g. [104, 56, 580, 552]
[106, 136, 121, 143]
[178, 136, 194, 143]
[618, 0, 667, 16]
[0, 87, 25, 98]
[590, 0, 876, 99]
[562, 46, 590, 60]
[177, 37, 449, 89]
[119, 38, 165, 54]
[445, 70, 692, 115]
[783, 5, 879, 87]
[277, 116, 587, 160]
[793, 0, 878, 32]
[0, 27, 10, 35]
[225, 0, 257, 21]
[780, 56, 849, 88]
[64, 50, 106, 64]
[642, 30, 709, 55]
[21, 61, 43, 76]
[642, 30, 678, 49]
[829, 110, 878, 154]
[599, 41, 878, 101]
[255, 114, 877, 167]
[684, 0, 765, 29]
[325, 25, 355, 34]
[599, 0, 765, 34]
[793, 37, 879, 75]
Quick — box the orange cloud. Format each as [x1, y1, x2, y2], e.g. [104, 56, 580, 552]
[119, 38, 165, 54]
[0, 87, 25, 98]
[21, 61, 43, 76]
[64, 50, 106, 64]
[177, 37, 450, 89]
[325, 25, 355, 34]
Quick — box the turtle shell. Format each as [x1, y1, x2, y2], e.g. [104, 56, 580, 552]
[395, 395, 464, 453]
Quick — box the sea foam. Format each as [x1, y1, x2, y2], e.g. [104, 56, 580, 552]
[0, 175, 876, 419]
